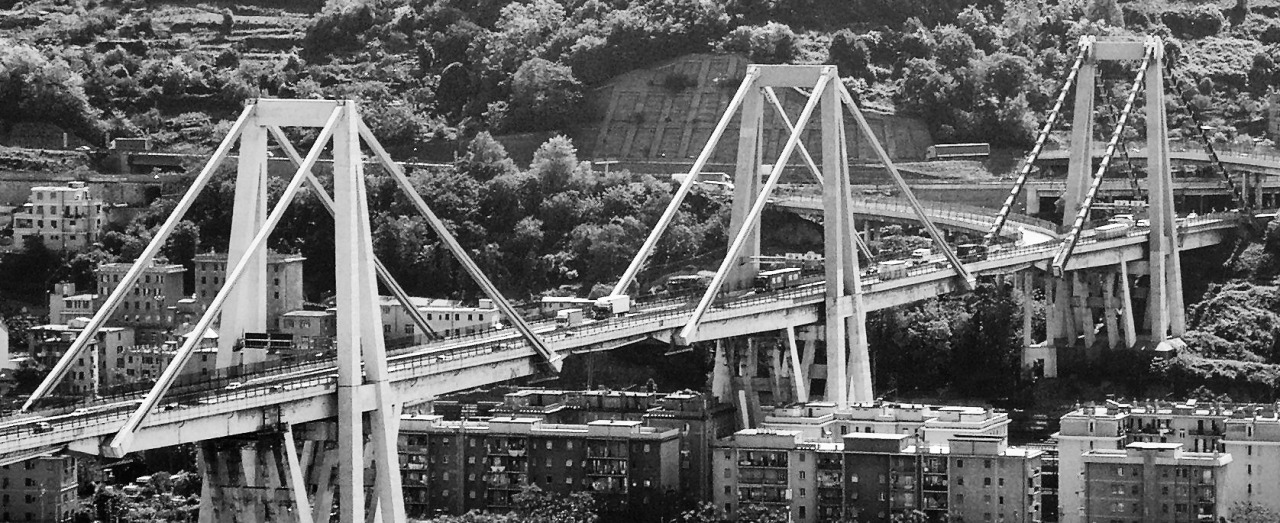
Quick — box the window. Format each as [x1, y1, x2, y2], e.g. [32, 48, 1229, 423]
[405, 324, 414, 334]
[724, 486, 730, 495]
[799, 471, 806, 480]
[958, 478, 965, 486]
[999, 496, 1004, 505]
[644, 444, 651, 452]
[1116, 467, 1125, 477]
[546, 441, 553, 450]
[800, 488, 806, 497]
[724, 468, 731, 479]
[984, 478, 992, 486]
[565, 460, 573, 467]
[984, 460, 992, 469]
[799, 506, 806, 519]
[998, 478, 1004, 487]
[957, 460, 964, 468]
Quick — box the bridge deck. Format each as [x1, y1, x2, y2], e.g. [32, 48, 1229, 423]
[0, 214, 1237, 458]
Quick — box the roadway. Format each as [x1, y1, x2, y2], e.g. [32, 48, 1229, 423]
[0, 214, 1238, 458]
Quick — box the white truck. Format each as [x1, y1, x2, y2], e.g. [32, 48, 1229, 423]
[556, 308, 585, 328]
[592, 295, 631, 318]
[877, 260, 910, 280]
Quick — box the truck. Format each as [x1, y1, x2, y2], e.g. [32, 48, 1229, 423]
[592, 295, 631, 318]
[957, 243, 988, 260]
[1094, 222, 1133, 240]
[877, 260, 910, 280]
[556, 308, 585, 328]
[925, 143, 990, 161]
[911, 248, 932, 261]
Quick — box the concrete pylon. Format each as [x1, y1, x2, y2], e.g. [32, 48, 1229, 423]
[218, 120, 270, 368]
[1056, 35, 1185, 352]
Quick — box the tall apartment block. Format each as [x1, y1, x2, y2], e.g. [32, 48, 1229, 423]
[193, 251, 305, 331]
[11, 181, 104, 251]
[1058, 400, 1280, 523]
[95, 259, 186, 344]
[398, 415, 680, 522]
[430, 388, 736, 504]
[711, 428, 1043, 523]
[1080, 442, 1229, 522]
[0, 454, 78, 523]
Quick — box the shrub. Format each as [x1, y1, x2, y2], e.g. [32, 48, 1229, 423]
[828, 29, 874, 80]
[504, 58, 584, 133]
[661, 72, 698, 92]
[1161, 6, 1225, 39]
[720, 22, 797, 64]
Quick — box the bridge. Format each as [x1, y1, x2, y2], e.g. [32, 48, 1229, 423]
[1, 35, 1240, 523]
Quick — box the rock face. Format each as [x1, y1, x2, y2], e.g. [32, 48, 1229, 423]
[576, 53, 934, 169]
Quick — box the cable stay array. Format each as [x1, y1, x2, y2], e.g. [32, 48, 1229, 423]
[1165, 68, 1248, 212]
[983, 39, 1092, 246]
[1052, 46, 1154, 276]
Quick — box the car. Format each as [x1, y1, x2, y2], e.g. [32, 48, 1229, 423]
[224, 381, 245, 391]
[33, 422, 53, 434]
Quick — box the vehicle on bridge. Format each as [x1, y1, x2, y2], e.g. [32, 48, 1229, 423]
[957, 243, 988, 261]
[1095, 222, 1133, 240]
[556, 308, 585, 328]
[592, 295, 631, 318]
[925, 143, 990, 160]
[877, 260, 910, 280]
[754, 267, 802, 291]
[666, 274, 710, 293]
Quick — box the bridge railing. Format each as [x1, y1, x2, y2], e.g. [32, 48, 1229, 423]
[771, 185, 1060, 237]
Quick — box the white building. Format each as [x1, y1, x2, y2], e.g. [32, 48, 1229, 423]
[379, 296, 500, 344]
[11, 181, 104, 251]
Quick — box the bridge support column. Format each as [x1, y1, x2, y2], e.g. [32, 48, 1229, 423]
[785, 326, 809, 403]
[1102, 271, 1120, 349]
[1119, 260, 1138, 348]
[196, 431, 310, 523]
[1144, 43, 1187, 346]
[726, 83, 765, 291]
[218, 119, 271, 368]
[1021, 271, 1058, 379]
[1072, 272, 1096, 352]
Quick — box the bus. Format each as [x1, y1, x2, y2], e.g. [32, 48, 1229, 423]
[754, 268, 802, 291]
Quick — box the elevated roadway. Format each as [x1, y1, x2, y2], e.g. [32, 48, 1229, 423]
[0, 214, 1237, 458]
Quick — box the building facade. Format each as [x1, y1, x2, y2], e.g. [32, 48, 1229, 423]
[398, 415, 680, 522]
[193, 251, 305, 331]
[380, 297, 500, 345]
[761, 402, 1011, 447]
[47, 282, 101, 326]
[95, 259, 186, 344]
[1058, 401, 1280, 523]
[1080, 442, 1229, 522]
[0, 454, 78, 523]
[712, 428, 1042, 523]
[28, 320, 134, 394]
[11, 182, 104, 251]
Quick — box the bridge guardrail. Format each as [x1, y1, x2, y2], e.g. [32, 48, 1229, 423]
[0, 215, 1244, 449]
[771, 186, 1061, 237]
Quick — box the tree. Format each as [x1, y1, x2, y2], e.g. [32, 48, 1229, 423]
[511, 485, 598, 523]
[528, 135, 588, 195]
[828, 30, 873, 80]
[1229, 501, 1280, 523]
[720, 22, 797, 64]
[934, 25, 978, 70]
[0, 43, 104, 144]
[505, 58, 584, 132]
[1084, 0, 1125, 27]
[438, 62, 471, 116]
[458, 132, 519, 182]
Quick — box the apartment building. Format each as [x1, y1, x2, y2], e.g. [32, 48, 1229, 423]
[0, 454, 79, 523]
[398, 415, 680, 522]
[1080, 442, 1229, 522]
[47, 282, 102, 325]
[193, 251, 305, 330]
[380, 296, 500, 344]
[27, 320, 134, 394]
[1058, 400, 1280, 523]
[441, 388, 736, 504]
[761, 401, 1011, 446]
[95, 259, 186, 344]
[11, 181, 104, 251]
[711, 428, 1043, 523]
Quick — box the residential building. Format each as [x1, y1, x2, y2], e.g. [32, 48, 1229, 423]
[10, 181, 104, 251]
[1025, 440, 1060, 523]
[439, 388, 736, 505]
[1080, 442, 1229, 522]
[279, 310, 336, 351]
[712, 425, 1043, 523]
[398, 415, 680, 522]
[95, 259, 186, 344]
[381, 297, 500, 344]
[1220, 405, 1280, 514]
[1056, 401, 1278, 523]
[0, 454, 78, 523]
[947, 435, 1043, 523]
[761, 401, 1011, 447]
[48, 282, 102, 325]
[193, 251, 305, 330]
[28, 320, 134, 394]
